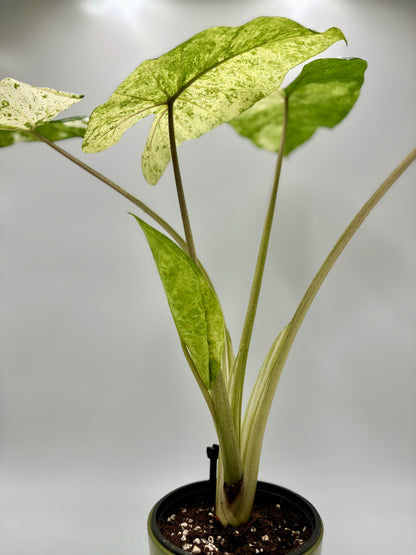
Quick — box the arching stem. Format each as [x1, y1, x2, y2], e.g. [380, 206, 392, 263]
[29, 129, 186, 249]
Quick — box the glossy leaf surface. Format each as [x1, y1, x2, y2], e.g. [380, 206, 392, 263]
[82, 17, 345, 184]
[230, 57, 367, 154]
[0, 116, 88, 147]
[0, 78, 83, 132]
[133, 216, 224, 389]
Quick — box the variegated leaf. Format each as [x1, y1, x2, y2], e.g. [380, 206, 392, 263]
[82, 17, 345, 184]
[0, 78, 84, 132]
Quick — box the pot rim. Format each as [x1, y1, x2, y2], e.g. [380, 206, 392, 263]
[148, 479, 323, 555]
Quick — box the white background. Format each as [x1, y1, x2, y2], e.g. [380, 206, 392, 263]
[1, 0, 415, 554]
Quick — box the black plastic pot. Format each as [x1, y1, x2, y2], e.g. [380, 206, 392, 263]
[148, 447, 323, 554]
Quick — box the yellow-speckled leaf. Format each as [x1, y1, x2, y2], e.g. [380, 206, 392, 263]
[0, 78, 83, 131]
[133, 216, 225, 389]
[82, 17, 345, 184]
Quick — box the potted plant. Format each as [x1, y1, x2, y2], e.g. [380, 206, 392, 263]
[1, 16, 414, 555]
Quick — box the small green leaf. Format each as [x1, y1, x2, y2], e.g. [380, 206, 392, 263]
[0, 116, 89, 148]
[83, 17, 345, 184]
[133, 216, 224, 389]
[230, 57, 367, 154]
[0, 78, 84, 132]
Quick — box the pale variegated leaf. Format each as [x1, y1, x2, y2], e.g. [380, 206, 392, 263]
[0, 78, 84, 132]
[82, 17, 345, 184]
[133, 216, 225, 389]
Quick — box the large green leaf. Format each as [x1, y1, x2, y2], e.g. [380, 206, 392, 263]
[0, 78, 84, 132]
[82, 17, 345, 184]
[133, 216, 224, 389]
[0, 116, 88, 148]
[230, 57, 367, 154]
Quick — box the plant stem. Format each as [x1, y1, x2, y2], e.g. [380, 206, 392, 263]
[29, 130, 186, 249]
[210, 371, 243, 486]
[230, 93, 289, 432]
[30, 130, 225, 298]
[290, 146, 416, 341]
[167, 102, 198, 262]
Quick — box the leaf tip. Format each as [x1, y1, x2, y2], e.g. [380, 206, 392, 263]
[128, 211, 142, 225]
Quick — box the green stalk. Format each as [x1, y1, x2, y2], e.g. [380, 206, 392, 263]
[29, 129, 186, 249]
[167, 102, 198, 262]
[230, 93, 289, 434]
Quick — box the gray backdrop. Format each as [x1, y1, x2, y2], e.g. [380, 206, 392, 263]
[1, 0, 415, 554]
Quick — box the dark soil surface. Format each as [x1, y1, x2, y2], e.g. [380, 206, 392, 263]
[159, 496, 312, 554]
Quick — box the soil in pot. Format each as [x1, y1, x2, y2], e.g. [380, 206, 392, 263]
[158, 493, 313, 554]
